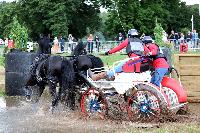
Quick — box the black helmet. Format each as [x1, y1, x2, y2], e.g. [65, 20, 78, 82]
[143, 36, 153, 44]
[128, 29, 138, 37]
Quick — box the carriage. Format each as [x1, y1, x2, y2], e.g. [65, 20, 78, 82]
[79, 57, 188, 121]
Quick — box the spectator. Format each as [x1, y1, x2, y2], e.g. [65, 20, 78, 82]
[118, 32, 124, 41]
[185, 31, 192, 48]
[48, 34, 53, 44]
[191, 29, 199, 48]
[4, 37, 8, 47]
[179, 32, 185, 43]
[87, 34, 94, 53]
[174, 32, 180, 40]
[140, 33, 145, 40]
[174, 32, 180, 49]
[68, 34, 74, 53]
[59, 35, 65, 53]
[162, 31, 168, 43]
[52, 36, 59, 54]
[0, 38, 4, 45]
[95, 35, 101, 52]
[168, 30, 180, 49]
[168, 30, 175, 40]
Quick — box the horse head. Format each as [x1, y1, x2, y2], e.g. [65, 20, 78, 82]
[71, 41, 87, 57]
[71, 41, 104, 70]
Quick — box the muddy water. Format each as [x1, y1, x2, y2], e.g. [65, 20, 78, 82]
[0, 96, 200, 133]
[0, 96, 139, 133]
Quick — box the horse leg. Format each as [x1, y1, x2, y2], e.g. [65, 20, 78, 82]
[25, 86, 32, 101]
[64, 83, 75, 110]
[38, 82, 45, 97]
[48, 79, 59, 110]
[68, 86, 76, 110]
[24, 75, 38, 101]
[58, 78, 65, 103]
[29, 82, 46, 103]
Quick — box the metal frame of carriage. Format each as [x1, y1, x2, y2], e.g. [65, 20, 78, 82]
[80, 57, 188, 121]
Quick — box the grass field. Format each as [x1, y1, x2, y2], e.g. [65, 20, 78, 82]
[0, 90, 5, 96]
[124, 122, 200, 133]
[95, 53, 127, 66]
[0, 56, 5, 67]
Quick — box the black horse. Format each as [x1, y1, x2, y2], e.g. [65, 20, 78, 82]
[37, 35, 52, 54]
[25, 54, 75, 109]
[25, 41, 104, 110]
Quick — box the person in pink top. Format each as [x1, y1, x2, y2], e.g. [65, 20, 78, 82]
[143, 36, 169, 87]
[87, 34, 94, 53]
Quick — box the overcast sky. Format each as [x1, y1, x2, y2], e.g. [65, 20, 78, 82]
[0, 0, 200, 5]
[181, 0, 200, 5]
[0, 0, 15, 2]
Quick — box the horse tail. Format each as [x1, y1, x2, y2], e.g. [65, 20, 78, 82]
[61, 59, 75, 109]
[61, 59, 75, 89]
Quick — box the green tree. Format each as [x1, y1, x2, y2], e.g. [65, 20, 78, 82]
[1, 0, 200, 41]
[68, 2, 101, 38]
[0, 1, 19, 38]
[9, 16, 28, 50]
[18, 0, 101, 39]
[154, 22, 164, 47]
[103, 0, 169, 38]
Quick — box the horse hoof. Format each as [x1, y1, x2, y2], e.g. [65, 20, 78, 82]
[26, 95, 32, 102]
[49, 106, 56, 114]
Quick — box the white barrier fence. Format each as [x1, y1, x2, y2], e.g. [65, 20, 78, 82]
[0, 39, 200, 55]
[62, 41, 123, 53]
[168, 39, 200, 50]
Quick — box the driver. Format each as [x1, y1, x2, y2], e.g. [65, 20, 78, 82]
[90, 29, 144, 81]
[143, 36, 169, 87]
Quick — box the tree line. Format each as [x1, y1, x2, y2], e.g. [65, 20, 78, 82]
[0, 0, 199, 41]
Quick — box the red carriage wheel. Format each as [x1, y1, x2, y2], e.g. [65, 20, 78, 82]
[127, 83, 168, 122]
[80, 88, 108, 119]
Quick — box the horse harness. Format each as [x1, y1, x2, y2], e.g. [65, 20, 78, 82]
[30, 54, 49, 82]
[35, 59, 48, 82]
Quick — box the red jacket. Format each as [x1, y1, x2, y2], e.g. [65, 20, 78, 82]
[108, 39, 138, 58]
[144, 43, 169, 69]
[108, 39, 141, 72]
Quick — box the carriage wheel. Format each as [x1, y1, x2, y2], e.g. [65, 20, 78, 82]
[80, 88, 108, 119]
[127, 83, 168, 122]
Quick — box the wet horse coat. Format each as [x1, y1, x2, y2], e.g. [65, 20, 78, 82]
[25, 55, 75, 109]
[25, 41, 104, 109]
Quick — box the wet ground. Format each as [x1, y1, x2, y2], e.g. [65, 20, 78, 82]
[0, 94, 200, 133]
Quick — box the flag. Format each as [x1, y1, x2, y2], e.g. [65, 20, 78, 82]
[191, 15, 194, 31]
[191, 15, 193, 22]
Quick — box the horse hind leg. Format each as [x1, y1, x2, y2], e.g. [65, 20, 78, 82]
[31, 83, 45, 103]
[48, 80, 59, 111]
[64, 83, 76, 110]
[68, 88, 76, 110]
[24, 86, 32, 101]
[38, 83, 46, 97]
